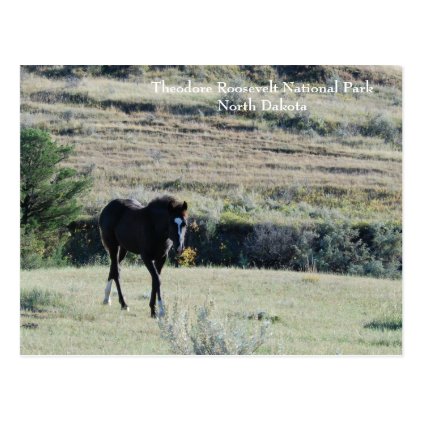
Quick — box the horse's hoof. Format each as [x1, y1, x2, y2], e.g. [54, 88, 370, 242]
[121, 305, 129, 311]
[103, 299, 111, 305]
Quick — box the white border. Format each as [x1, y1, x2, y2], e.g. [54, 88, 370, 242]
[1, 1, 421, 421]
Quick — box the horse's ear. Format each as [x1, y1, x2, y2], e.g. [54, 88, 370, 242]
[182, 201, 188, 211]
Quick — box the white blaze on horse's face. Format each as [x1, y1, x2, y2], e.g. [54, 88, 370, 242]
[174, 217, 184, 254]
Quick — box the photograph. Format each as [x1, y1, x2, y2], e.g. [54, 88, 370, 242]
[20, 65, 402, 355]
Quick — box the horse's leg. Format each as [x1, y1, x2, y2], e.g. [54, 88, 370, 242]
[104, 248, 126, 303]
[155, 255, 166, 275]
[108, 244, 129, 310]
[143, 256, 161, 318]
[155, 256, 167, 317]
[103, 240, 114, 305]
[118, 247, 127, 263]
[114, 247, 128, 307]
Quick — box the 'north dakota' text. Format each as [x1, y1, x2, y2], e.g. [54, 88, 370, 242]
[218, 98, 307, 112]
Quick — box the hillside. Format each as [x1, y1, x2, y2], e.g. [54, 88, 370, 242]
[20, 66, 402, 275]
[20, 65, 401, 222]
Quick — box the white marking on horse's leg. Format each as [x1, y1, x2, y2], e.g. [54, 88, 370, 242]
[103, 280, 112, 305]
[158, 299, 165, 317]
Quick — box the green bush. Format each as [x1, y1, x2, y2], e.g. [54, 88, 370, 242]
[277, 111, 339, 137]
[20, 229, 45, 270]
[60, 214, 401, 278]
[314, 221, 369, 273]
[20, 128, 91, 269]
[244, 220, 401, 278]
[64, 217, 106, 265]
[21, 228, 71, 270]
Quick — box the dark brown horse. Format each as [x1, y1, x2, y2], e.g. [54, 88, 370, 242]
[99, 196, 188, 317]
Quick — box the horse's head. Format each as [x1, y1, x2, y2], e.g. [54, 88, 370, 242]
[168, 200, 188, 255]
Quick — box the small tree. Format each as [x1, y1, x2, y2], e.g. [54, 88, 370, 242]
[20, 128, 91, 267]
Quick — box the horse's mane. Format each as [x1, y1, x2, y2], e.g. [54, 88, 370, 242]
[146, 195, 181, 210]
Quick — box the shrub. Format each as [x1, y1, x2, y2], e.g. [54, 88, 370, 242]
[64, 217, 107, 265]
[278, 111, 335, 136]
[273, 65, 331, 82]
[21, 228, 71, 269]
[244, 223, 316, 270]
[20, 128, 91, 231]
[59, 214, 401, 278]
[244, 220, 401, 278]
[363, 113, 401, 146]
[230, 186, 261, 212]
[177, 247, 197, 267]
[158, 299, 269, 355]
[20, 128, 91, 268]
[302, 275, 320, 283]
[314, 221, 370, 273]
[245, 224, 296, 268]
[20, 288, 64, 312]
[355, 221, 402, 278]
[370, 223, 402, 269]
[201, 199, 224, 238]
[20, 229, 45, 270]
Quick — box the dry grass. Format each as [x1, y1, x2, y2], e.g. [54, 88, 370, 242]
[20, 266, 402, 355]
[20, 70, 402, 223]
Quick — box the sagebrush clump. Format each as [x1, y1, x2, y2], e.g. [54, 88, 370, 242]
[157, 298, 269, 355]
[364, 113, 401, 146]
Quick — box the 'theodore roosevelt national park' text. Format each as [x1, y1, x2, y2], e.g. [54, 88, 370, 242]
[151, 79, 374, 112]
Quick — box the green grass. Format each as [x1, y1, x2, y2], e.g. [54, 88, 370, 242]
[20, 266, 402, 355]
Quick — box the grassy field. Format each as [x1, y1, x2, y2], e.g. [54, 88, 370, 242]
[20, 66, 402, 224]
[20, 266, 402, 355]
